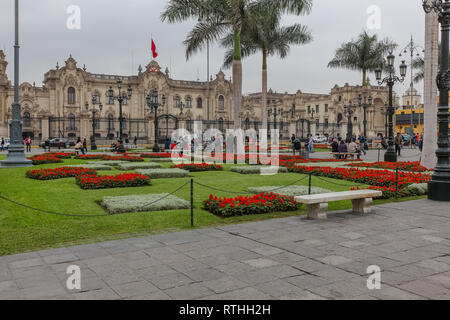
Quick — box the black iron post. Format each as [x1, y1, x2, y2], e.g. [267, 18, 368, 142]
[146, 89, 166, 152]
[375, 52, 407, 163]
[357, 93, 372, 150]
[106, 79, 133, 153]
[423, 0, 450, 201]
[85, 98, 102, 151]
[2, 0, 32, 167]
[344, 102, 355, 142]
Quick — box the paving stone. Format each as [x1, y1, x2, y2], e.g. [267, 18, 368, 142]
[164, 283, 214, 300]
[73, 287, 121, 300]
[316, 255, 353, 266]
[9, 258, 43, 269]
[342, 232, 366, 240]
[234, 269, 279, 285]
[150, 272, 194, 290]
[202, 276, 248, 294]
[255, 279, 312, 298]
[181, 267, 226, 282]
[111, 281, 159, 298]
[203, 287, 272, 300]
[397, 279, 449, 299]
[0, 280, 17, 293]
[416, 259, 450, 273]
[43, 253, 79, 264]
[125, 290, 172, 300]
[261, 264, 304, 279]
[242, 258, 280, 268]
[307, 276, 369, 299]
[286, 274, 331, 289]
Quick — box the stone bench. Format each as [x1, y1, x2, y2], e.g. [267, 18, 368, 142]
[295, 189, 383, 219]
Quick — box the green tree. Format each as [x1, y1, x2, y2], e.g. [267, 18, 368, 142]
[328, 30, 397, 86]
[161, 0, 313, 129]
[412, 44, 450, 83]
[221, 9, 312, 130]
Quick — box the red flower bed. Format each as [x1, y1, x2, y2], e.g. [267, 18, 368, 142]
[346, 161, 432, 173]
[74, 154, 144, 162]
[75, 173, 150, 189]
[170, 163, 223, 172]
[26, 167, 96, 180]
[139, 153, 172, 158]
[43, 152, 74, 159]
[28, 154, 63, 165]
[286, 164, 431, 190]
[204, 193, 299, 217]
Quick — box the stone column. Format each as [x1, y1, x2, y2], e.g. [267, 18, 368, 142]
[41, 116, 49, 140]
[289, 119, 297, 137]
[79, 113, 90, 140]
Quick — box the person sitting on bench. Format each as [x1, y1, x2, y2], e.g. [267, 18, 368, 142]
[338, 140, 348, 159]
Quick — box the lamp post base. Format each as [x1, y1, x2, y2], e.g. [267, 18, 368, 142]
[117, 143, 126, 153]
[384, 150, 397, 162]
[1, 148, 33, 168]
[428, 179, 450, 201]
[153, 144, 160, 152]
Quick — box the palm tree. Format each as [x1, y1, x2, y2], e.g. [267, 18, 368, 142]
[221, 9, 312, 130]
[161, 0, 313, 130]
[412, 44, 449, 84]
[328, 30, 397, 86]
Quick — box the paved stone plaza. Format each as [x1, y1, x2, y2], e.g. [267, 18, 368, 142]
[0, 198, 449, 300]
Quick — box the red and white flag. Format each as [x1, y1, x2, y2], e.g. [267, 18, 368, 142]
[151, 39, 158, 59]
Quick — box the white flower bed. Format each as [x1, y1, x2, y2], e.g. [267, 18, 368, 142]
[248, 185, 331, 196]
[117, 162, 162, 171]
[67, 164, 113, 170]
[135, 168, 190, 179]
[230, 166, 288, 174]
[85, 160, 130, 166]
[101, 193, 190, 214]
[407, 183, 428, 195]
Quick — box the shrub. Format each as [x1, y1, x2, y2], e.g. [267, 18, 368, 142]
[248, 185, 331, 196]
[117, 162, 162, 171]
[75, 173, 151, 189]
[230, 166, 288, 174]
[75, 154, 144, 162]
[26, 167, 96, 180]
[85, 160, 130, 166]
[135, 168, 190, 179]
[407, 183, 428, 196]
[101, 194, 190, 214]
[170, 163, 223, 172]
[204, 193, 300, 217]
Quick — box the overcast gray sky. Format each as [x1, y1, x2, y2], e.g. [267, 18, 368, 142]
[0, 0, 426, 98]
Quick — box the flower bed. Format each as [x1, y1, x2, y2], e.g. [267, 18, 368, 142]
[28, 154, 63, 165]
[286, 164, 431, 191]
[204, 193, 300, 217]
[101, 194, 190, 214]
[248, 185, 331, 196]
[230, 166, 288, 174]
[135, 168, 189, 179]
[26, 167, 96, 180]
[42, 152, 74, 159]
[138, 153, 172, 159]
[75, 173, 151, 189]
[170, 163, 223, 172]
[117, 162, 162, 171]
[75, 154, 144, 162]
[85, 160, 130, 166]
[346, 161, 432, 173]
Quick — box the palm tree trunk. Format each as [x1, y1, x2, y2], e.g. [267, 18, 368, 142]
[232, 28, 242, 130]
[262, 48, 268, 130]
[362, 69, 366, 86]
[421, 10, 438, 169]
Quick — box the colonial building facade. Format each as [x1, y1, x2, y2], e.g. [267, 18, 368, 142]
[0, 51, 397, 143]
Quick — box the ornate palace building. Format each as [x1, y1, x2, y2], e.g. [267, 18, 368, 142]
[0, 51, 397, 144]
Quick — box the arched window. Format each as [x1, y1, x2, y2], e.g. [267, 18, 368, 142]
[93, 91, 100, 104]
[186, 96, 192, 108]
[107, 114, 114, 131]
[197, 97, 203, 108]
[186, 117, 192, 131]
[245, 118, 250, 130]
[23, 112, 31, 127]
[68, 87, 76, 105]
[218, 118, 224, 131]
[68, 113, 75, 130]
[174, 96, 180, 108]
[218, 95, 224, 110]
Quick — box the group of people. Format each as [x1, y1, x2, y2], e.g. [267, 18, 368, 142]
[0, 136, 32, 152]
[330, 137, 365, 159]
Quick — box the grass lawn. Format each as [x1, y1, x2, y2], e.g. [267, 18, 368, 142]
[0, 155, 424, 256]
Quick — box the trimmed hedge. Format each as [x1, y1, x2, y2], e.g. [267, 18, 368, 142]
[135, 168, 190, 179]
[248, 185, 331, 196]
[67, 164, 113, 171]
[101, 193, 190, 214]
[230, 166, 288, 174]
[117, 162, 162, 171]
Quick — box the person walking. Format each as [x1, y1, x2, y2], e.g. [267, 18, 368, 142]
[394, 132, 402, 157]
[134, 136, 138, 148]
[291, 134, 296, 155]
[1, 137, 5, 151]
[83, 138, 88, 154]
[25, 136, 32, 152]
[307, 134, 315, 153]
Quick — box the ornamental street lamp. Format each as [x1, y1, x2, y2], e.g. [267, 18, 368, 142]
[423, 0, 450, 201]
[375, 52, 407, 162]
[85, 97, 103, 151]
[344, 101, 356, 142]
[2, 0, 32, 167]
[268, 105, 282, 130]
[106, 79, 132, 153]
[146, 89, 166, 152]
[356, 93, 373, 150]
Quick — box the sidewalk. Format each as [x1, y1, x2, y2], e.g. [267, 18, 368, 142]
[0, 199, 449, 300]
